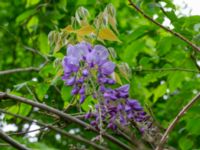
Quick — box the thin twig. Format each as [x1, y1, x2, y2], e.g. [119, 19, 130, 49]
[0, 109, 107, 150]
[0, 129, 30, 150]
[132, 67, 200, 74]
[128, 0, 200, 53]
[0, 60, 48, 76]
[0, 92, 132, 150]
[0, 143, 10, 146]
[23, 46, 48, 61]
[8, 127, 46, 136]
[0, 67, 39, 75]
[156, 92, 200, 150]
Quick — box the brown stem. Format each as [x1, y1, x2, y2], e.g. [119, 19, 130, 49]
[128, 0, 200, 53]
[156, 92, 200, 150]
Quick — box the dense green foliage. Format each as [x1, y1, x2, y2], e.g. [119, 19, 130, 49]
[1, 0, 200, 149]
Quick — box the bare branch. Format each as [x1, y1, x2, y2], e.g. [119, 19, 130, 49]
[0, 129, 30, 150]
[0, 109, 107, 150]
[156, 92, 200, 150]
[0, 92, 132, 150]
[128, 0, 200, 53]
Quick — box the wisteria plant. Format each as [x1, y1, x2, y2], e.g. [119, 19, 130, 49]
[2, 1, 200, 150]
[61, 40, 161, 145]
[55, 3, 162, 147]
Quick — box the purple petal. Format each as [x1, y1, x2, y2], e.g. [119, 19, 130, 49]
[119, 92, 128, 98]
[80, 95, 86, 104]
[125, 105, 132, 112]
[92, 45, 109, 65]
[98, 77, 108, 84]
[85, 112, 92, 119]
[100, 85, 106, 92]
[116, 84, 130, 93]
[67, 44, 76, 56]
[77, 77, 84, 84]
[127, 99, 138, 105]
[90, 120, 97, 126]
[120, 115, 126, 125]
[63, 56, 79, 72]
[101, 61, 115, 75]
[86, 52, 97, 67]
[62, 72, 71, 80]
[127, 112, 133, 119]
[133, 104, 143, 111]
[71, 86, 79, 95]
[128, 99, 143, 111]
[117, 104, 123, 111]
[103, 92, 111, 99]
[107, 122, 117, 130]
[82, 69, 89, 77]
[79, 86, 85, 95]
[107, 79, 115, 84]
[66, 77, 76, 86]
[67, 42, 90, 60]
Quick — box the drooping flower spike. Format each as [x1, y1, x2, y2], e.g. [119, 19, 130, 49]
[62, 42, 150, 132]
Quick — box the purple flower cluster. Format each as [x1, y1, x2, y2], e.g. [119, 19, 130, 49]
[62, 42, 115, 103]
[87, 85, 149, 130]
[62, 42, 149, 131]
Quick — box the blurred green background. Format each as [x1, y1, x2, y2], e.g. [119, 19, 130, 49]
[0, 0, 200, 149]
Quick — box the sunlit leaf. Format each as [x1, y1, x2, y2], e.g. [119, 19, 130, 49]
[38, 32, 50, 54]
[16, 9, 36, 24]
[153, 82, 167, 103]
[76, 25, 95, 36]
[98, 28, 121, 42]
[64, 25, 74, 33]
[35, 83, 49, 101]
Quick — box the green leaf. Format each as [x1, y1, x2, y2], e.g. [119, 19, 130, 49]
[16, 9, 36, 24]
[186, 117, 200, 135]
[0, 100, 16, 109]
[61, 85, 72, 102]
[19, 103, 32, 116]
[153, 82, 167, 103]
[157, 36, 172, 56]
[38, 32, 50, 54]
[81, 96, 97, 111]
[35, 83, 49, 101]
[179, 137, 193, 150]
[57, 0, 67, 11]
[39, 63, 56, 77]
[27, 16, 39, 33]
[26, 0, 40, 7]
[6, 105, 19, 120]
[168, 72, 185, 92]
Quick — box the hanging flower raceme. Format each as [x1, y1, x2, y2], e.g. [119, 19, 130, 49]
[62, 42, 150, 132]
